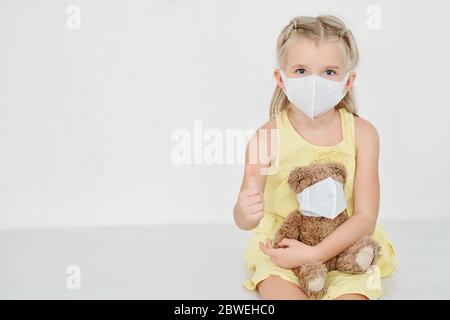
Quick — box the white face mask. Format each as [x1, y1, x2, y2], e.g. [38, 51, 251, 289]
[297, 177, 347, 219]
[280, 69, 350, 119]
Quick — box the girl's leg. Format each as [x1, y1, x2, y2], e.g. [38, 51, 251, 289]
[334, 293, 368, 300]
[256, 275, 308, 300]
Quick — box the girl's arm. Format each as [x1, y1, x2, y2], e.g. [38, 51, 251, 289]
[233, 119, 277, 230]
[313, 117, 380, 262]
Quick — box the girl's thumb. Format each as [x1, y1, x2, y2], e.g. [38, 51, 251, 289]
[279, 238, 293, 247]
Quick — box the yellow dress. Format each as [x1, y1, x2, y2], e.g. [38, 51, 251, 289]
[242, 106, 398, 300]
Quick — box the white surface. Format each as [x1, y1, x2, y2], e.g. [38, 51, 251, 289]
[1, 0, 450, 229]
[1, 219, 449, 299]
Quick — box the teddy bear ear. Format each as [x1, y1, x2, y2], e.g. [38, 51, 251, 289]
[288, 166, 312, 193]
[327, 162, 347, 183]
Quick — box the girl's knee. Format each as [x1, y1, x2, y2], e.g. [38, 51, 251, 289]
[257, 275, 308, 300]
[333, 293, 369, 300]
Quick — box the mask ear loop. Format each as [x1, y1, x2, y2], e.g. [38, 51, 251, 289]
[279, 69, 287, 95]
[342, 70, 351, 84]
[340, 70, 352, 98]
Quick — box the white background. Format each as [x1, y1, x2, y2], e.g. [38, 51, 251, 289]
[1, 0, 449, 229]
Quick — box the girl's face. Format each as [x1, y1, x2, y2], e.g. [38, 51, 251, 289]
[275, 37, 356, 93]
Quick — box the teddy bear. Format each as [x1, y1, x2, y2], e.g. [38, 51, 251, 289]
[273, 161, 381, 299]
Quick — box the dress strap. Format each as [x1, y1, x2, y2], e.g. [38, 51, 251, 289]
[339, 107, 356, 153]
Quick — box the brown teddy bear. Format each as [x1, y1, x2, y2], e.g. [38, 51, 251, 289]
[273, 162, 381, 299]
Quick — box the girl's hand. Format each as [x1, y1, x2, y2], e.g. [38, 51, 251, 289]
[259, 238, 319, 269]
[236, 165, 265, 225]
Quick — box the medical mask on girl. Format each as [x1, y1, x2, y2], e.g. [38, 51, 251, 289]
[280, 69, 350, 119]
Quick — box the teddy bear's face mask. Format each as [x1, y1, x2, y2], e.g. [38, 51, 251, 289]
[297, 177, 347, 219]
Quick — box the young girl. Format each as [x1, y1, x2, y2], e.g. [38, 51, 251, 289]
[233, 15, 398, 300]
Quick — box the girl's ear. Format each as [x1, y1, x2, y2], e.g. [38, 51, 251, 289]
[343, 70, 356, 94]
[274, 68, 285, 91]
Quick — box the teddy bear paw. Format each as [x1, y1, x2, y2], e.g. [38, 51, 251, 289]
[297, 261, 328, 299]
[355, 246, 375, 271]
[307, 275, 325, 292]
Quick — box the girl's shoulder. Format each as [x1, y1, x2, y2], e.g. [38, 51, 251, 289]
[353, 114, 379, 152]
[245, 117, 278, 167]
[252, 115, 278, 141]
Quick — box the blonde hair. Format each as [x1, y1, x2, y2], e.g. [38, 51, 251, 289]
[269, 15, 359, 119]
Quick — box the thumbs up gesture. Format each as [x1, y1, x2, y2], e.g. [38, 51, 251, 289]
[236, 165, 265, 224]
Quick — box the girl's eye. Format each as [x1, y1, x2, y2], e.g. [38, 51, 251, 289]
[323, 69, 337, 76]
[295, 68, 307, 75]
